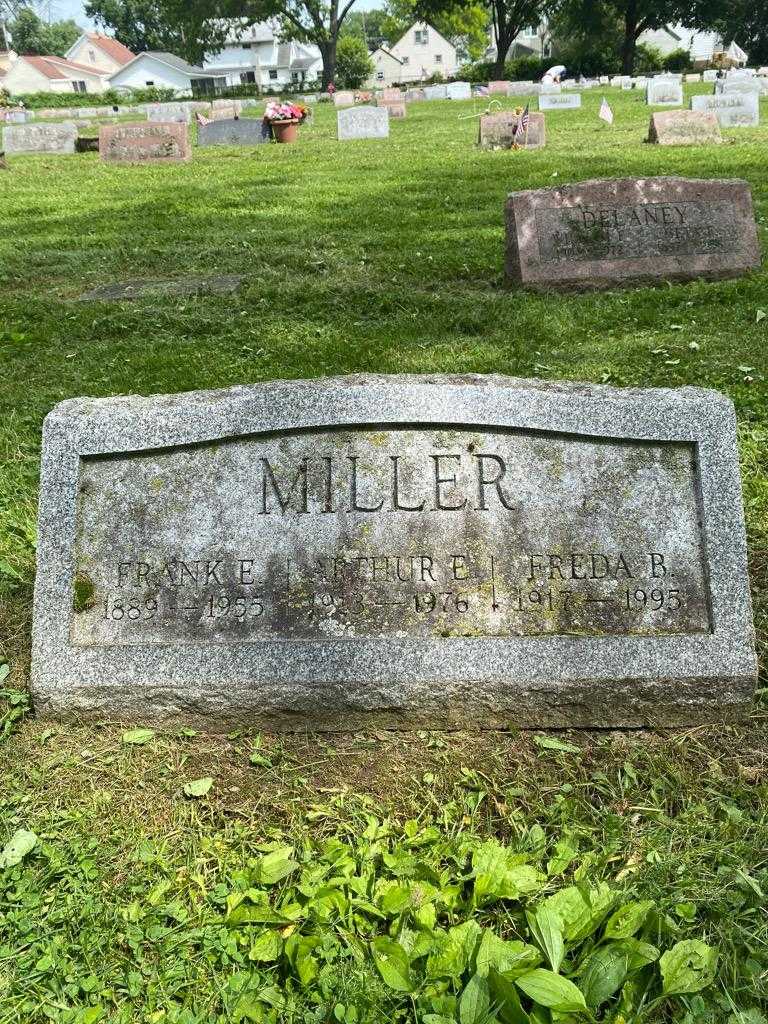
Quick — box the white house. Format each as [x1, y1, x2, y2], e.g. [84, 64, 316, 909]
[203, 21, 322, 88]
[388, 22, 457, 83]
[64, 32, 135, 75]
[367, 46, 404, 88]
[486, 21, 552, 62]
[108, 51, 226, 96]
[3, 54, 111, 94]
[638, 24, 727, 67]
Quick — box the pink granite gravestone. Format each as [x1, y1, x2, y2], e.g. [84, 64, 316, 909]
[648, 110, 722, 146]
[505, 176, 760, 290]
[99, 122, 191, 163]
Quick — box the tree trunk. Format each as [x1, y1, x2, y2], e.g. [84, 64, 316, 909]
[319, 39, 337, 89]
[621, 0, 639, 74]
[492, 8, 515, 80]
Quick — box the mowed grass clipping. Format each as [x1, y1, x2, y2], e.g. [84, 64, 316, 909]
[0, 86, 767, 1024]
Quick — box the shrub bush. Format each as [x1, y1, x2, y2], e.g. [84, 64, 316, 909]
[336, 36, 374, 89]
[664, 48, 693, 72]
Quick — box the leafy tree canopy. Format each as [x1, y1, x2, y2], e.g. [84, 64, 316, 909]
[8, 8, 80, 56]
[335, 32, 373, 85]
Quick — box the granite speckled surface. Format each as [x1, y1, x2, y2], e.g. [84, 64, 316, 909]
[32, 375, 757, 730]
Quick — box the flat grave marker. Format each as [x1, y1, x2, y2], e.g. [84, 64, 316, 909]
[31, 374, 757, 729]
[99, 122, 191, 163]
[337, 105, 389, 141]
[505, 176, 760, 290]
[78, 275, 244, 302]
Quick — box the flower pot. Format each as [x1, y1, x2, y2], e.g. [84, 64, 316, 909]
[272, 119, 299, 144]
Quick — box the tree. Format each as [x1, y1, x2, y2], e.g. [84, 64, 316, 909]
[335, 33, 373, 85]
[415, 0, 550, 78]
[382, 0, 490, 62]
[340, 8, 389, 49]
[84, 0, 235, 63]
[7, 8, 80, 56]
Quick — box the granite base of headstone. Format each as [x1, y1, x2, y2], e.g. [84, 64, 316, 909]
[31, 374, 757, 729]
[99, 122, 191, 163]
[478, 111, 545, 149]
[505, 176, 760, 290]
[648, 110, 722, 145]
[337, 105, 389, 140]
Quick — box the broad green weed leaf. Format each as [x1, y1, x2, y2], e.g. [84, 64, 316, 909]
[660, 939, 717, 995]
[578, 945, 628, 1008]
[0, 828, 37, 868]
[257, 845, 299, 884]
[515, 969, 588, 1013]
[248, 929, 282, 962]
[183, 777, 213, 798]
[371, 936, 414, 992]
[285, 933, 321, 986]
[604, 900, 655, 939]
[459, 972, 492, 1024]
[544, 883, 617, 942]
[488, 969, 530, 1024]
[533, 735, 581, 754]
[473, 841, 545, 903]
[121, 728, 155, 745]
[0, 664, 9, 683]
[614, 938, 660, 971]
[547, 837, 578, 877]
[526, 906, 564, 973]
[427, 921, 482, 980]
[476, 931, 541, 978]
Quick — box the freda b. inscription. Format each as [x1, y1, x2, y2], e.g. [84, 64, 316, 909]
[33, 375, 757, 729]
[73, 429, 709, 645]
[506, 176, 760, 290]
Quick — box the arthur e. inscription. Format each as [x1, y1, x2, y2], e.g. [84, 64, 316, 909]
[506, 176, 760, 290]
[33, 375, 757, 729]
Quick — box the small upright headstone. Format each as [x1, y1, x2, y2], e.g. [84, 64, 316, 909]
[2, 122, 77, 155]
[6, 110, 29, 124]
[539, 93, 581, 110]
[703, 69, 718, 82]
[99, 122, 191, 163]
[717, 79, 761, 97]
[423, 84, 448, 100]
[379, 101, 406, 118]
[691, 92, 759, 127]
[446, 81, 471, 100]
[405, 88, 426, 102]
[648, 110, 722, 145]
[478, 111, 545, 149]
[337, 105, 389, 141]
[685, 73, 701, 83]
[379, 88, 402, 101]
[197, 118, 268, 146]
[646, 78, 683, 105]
[488, 81, 510, 94]
[146, 102, 192, 124]
[333, 91, 355, 107]
[505, 176, 760, 290]
[540, 82, 561, 94]
[507, 81, 539, 96]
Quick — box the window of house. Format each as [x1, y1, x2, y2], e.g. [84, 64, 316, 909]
[88, 48, 96, 62]
[414, 29, 428, 45]
[72, 80, 87, 93]
[242, 42, 252, 49]
[376, 71, 384, 80]
[240, 71, 256, 84]
[435, 54, 442, 63]
[145, 80, 155, 86]
[401, 55, 409, 65]
[269, 69, 278, 79]
[291, 71, 299, 81]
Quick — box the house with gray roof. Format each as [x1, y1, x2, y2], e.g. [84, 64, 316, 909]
[108, 51, 227, 96]
[202, 20, 322, 89]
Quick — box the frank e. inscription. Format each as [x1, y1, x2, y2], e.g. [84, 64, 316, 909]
[506, 176, 760, 289]
[32, 375, 757, 729]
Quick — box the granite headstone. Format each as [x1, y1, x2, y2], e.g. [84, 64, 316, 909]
[31, 374, 757, 729]
[691, 92, 760, 127]
[99, 122, 191, 163]
[197, 118, 268, 146]
[505, 176, 760, 290]
[539, 93, 581, 110]
[2, 122, 77, 155]
[646, 79, 683, 105]
[647, 110, 723, 145]
[337, 105, 389, 140]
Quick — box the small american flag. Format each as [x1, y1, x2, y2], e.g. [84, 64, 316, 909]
[599, 97, 614, 124]
[513, 104, 530, 142]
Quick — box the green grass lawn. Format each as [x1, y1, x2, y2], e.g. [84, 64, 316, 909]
[0, 87, 767, 1024]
